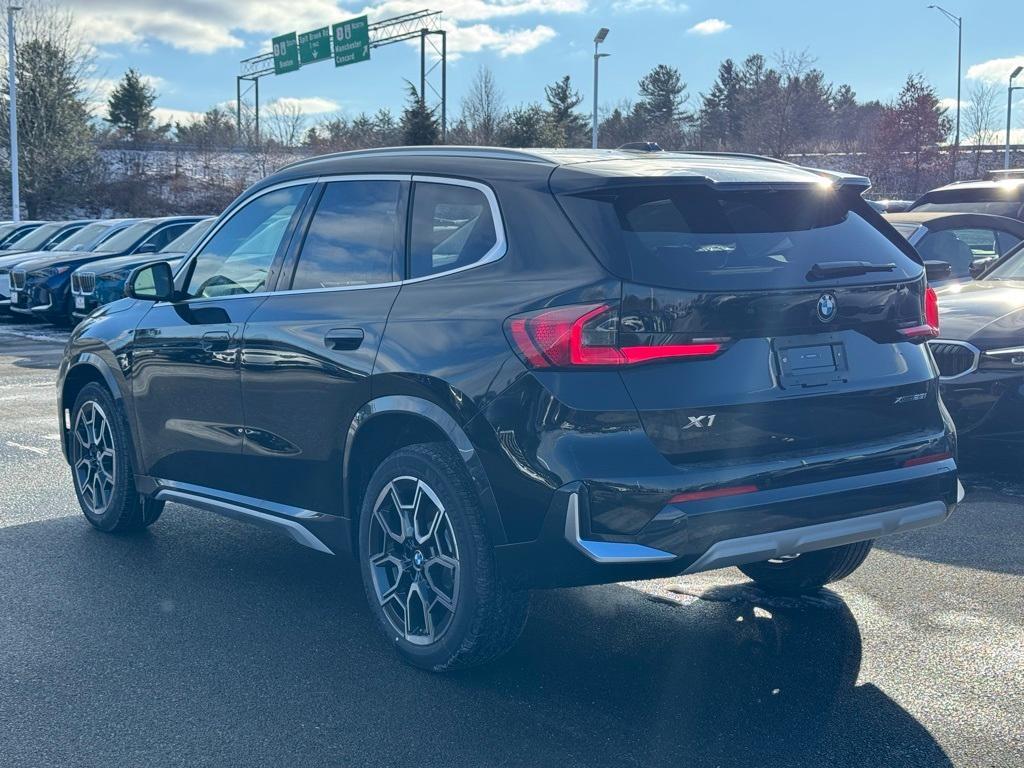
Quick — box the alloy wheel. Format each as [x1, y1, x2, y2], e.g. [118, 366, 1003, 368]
[366, 476, 460, 646]
[72, 400, 116, 515]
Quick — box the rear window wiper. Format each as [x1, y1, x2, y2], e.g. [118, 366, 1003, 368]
[807, 261, 897, 280]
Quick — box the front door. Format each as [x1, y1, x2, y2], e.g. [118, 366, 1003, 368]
[130, 183, 311, 494]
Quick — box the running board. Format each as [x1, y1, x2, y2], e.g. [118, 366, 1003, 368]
[154, 488, 334, 555]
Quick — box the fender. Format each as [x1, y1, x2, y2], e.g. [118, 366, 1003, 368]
[59, 351, 145, 476]
[344, 395, 507, 546]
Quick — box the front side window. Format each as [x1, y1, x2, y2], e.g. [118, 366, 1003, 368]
[917, 230, 983, 278]
[409, 182, 498, 279]
[185, 185, 307, 299]
[291, 180, 404, 289]
[139, 223, 193, 253]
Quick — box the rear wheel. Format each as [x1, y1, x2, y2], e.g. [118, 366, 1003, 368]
[358, 442, 529, 671]
[70, 382, 163, 532]
[737, 540, 874, 594]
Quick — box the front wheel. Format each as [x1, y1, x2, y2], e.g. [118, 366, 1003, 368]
[358, 442, 529, 671]
[70, 382, 163, 532]
[737, 540, 874, 595]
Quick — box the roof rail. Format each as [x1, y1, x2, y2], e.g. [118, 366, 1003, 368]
[279, 145, 555, 171]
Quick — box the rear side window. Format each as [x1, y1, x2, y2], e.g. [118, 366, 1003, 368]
[291, 180, 404, 289]
[559, 185, 920, 290]
[409, 182, 498, 279]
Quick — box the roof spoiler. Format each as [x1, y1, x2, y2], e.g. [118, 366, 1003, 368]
[803, 166, 872, 192]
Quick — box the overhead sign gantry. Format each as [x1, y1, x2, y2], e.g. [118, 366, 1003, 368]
[237, 10, 447, 145]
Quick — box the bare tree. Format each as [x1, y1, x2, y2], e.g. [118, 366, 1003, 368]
[264, 100, 307, 147]
[460, 65, 505, 145]
[964, 81, 1000, 175]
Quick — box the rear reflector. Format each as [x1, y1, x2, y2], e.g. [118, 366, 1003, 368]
[506, 302, 727, 369]
[903, 451, 953, 468]
[668, 485, 758, 504]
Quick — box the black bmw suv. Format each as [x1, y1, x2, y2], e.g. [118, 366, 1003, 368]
[58, 148, 962, 670]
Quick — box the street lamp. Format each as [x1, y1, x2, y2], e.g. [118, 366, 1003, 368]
[591, 27, 609, 150]
[928, 5, 962, 179]
[1006, 65, 1023, 169]
[7, 4, 21, 222]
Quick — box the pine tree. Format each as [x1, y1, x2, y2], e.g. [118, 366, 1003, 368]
[106, 68, 163, 141]
[400, 83, 439, 146]
[544, 75, 587, 147]
[635, 65, 690, 148]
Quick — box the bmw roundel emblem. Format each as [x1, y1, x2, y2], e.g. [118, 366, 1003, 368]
[816, 292, 838, 323]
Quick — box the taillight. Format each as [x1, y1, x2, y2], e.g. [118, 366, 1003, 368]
[899, 286, 939, 341]
[505, 302, 727, 369]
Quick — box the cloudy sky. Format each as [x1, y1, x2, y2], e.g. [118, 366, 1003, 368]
[66, 0, 1024, 132]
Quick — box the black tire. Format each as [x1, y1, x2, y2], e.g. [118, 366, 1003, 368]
[358, 442, 529, 671]
[737, 540, 874, 595]
[70, 382, 163, 533]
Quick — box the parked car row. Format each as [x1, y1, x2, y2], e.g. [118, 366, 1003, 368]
[0, 216, 212, 326]
[878, 175, 1024, 451]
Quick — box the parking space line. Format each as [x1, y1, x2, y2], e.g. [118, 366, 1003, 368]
[5, 441, 49, 456]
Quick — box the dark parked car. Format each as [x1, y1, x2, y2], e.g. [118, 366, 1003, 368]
[70, 217, 215, 320]
[57, 148, 961, 670]
[2, 219, 138, 317]
[885, 211, 1024, 283]
[10, 216, 204, 325]
[909, 179, 1024, 221]
[0, 220, 140, 315]
[929, 240, 1024, 447]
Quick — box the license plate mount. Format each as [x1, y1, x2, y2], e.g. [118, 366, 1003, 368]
[74, 296, 85, 309]
[776, 338, 848, 389]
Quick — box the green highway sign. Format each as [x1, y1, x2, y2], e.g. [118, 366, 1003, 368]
[298, 26, 331, 64]
[272, 32, 299, 74]
[332, 15, 370, 68]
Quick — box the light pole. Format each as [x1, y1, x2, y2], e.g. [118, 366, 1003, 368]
[591, 27, 609, 150]
[7, 4, 21, 222]
[1006, 66, 1023, 169]
[928, 5, 962, 179]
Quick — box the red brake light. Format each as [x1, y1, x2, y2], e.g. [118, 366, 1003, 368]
[506, 303, 726, 369]
[899, 286, 940, 341]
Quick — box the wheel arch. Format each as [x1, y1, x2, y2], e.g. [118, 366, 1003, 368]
[344, 395, 507, 555]
[60, 353, 141, 473]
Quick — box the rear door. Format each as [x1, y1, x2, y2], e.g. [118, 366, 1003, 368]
[556, 181, 941, 468]
[239, 176, 408, 514]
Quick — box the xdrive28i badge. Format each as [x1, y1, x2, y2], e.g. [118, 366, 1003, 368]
[817, 292, 838, 323]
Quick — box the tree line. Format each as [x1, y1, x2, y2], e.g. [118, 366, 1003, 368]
[0, 3, 1014, 217]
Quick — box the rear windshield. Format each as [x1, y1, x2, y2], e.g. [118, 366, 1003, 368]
[559, 185, 920, 290]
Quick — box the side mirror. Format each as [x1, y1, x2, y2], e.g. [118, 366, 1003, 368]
[969, 261, 988, 278]
[924, 260, 953, 283]
[135, 242, 159, 254]
[126, 261, 175, 302]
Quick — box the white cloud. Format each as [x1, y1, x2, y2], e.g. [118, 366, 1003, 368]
[966, 55, 1024, 84]
[265, 96, 342, 114]
[154, 107, 206, 125]
[64, 1, 584, 55]
[687, 18, 731, 35]
[435, 23, 557, 60]
[939, 97, 965, 111]
[612, 0, 688, 12]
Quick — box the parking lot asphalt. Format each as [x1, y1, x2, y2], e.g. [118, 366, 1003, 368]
[0, 318, 1022, 768]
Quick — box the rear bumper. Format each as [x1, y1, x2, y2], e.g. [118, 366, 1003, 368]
[495, 458, 960, 588]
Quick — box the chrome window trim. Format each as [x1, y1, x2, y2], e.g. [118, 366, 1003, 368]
[928, 338, 981, 380]
[158, 174, 509, 302]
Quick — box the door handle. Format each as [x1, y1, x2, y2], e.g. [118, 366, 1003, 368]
[202, 331, 231, 351]
[324, 328, 364, 351]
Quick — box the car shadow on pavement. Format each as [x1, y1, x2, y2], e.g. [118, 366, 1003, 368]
[0, 508, 953, 768]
